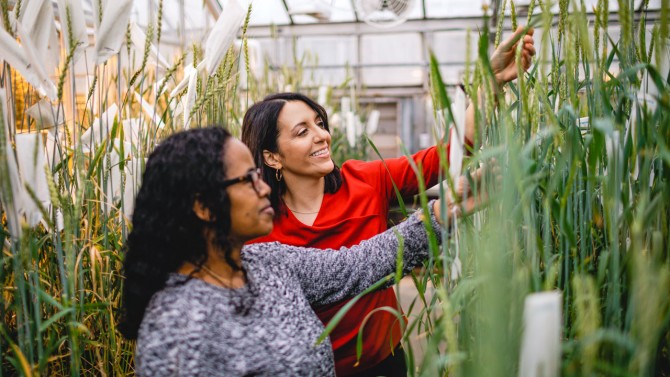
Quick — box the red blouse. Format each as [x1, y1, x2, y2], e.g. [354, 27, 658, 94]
[247, 145, 444, 375]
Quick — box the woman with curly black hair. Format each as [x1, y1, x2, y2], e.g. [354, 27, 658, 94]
[118, 126, 482, 376]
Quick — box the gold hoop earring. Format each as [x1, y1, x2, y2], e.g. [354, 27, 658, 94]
[275, 169, 283, 182]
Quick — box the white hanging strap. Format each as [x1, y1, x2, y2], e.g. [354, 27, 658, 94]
[450, 205, 462, 281]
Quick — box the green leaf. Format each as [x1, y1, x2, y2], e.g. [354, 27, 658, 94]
[34, 285, 65, 311]
[86, 138, 108, 178]
[394, 229, 404, 284]
[355, 306, 404, 364]
[428, 49, 452, 112]
[366, 135, 407, 217]
[40, 308, 75, 332]
[314, 274, 393, 346]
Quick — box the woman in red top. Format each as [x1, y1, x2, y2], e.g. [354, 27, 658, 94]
[242, 27, 535, 376]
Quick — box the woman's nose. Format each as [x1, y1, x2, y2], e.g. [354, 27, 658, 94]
[258, 177, 271, 197]
[314, 125, 329, 142]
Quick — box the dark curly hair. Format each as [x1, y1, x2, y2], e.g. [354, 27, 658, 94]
[241, 92, 342, 216]
[119, 126, 239, 340]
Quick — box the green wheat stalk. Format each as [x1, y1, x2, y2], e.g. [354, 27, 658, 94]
[156, 0, 164, 45]
[526, 0, 536, 26]
[13, 0, 21, 20]
[128, 23, 155, 88]
[242, 3, 253, 94]
[510, 0, 517, 31]
[1, 0, 12, 36]
[495, 0, 507, 48]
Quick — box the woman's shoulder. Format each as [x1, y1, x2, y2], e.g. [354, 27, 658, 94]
[141, 276, 212, 323]
[135, 276, 240, 375]
[341, 158, 379, 175]
[139, 274, 256, 338]
[137, 280, 199, 352]
[338, 159, 385, 189]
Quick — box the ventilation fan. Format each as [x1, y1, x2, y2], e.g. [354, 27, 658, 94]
[355, 0, 416, 28]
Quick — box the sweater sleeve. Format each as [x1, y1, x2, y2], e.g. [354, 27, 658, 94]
[263, 200, 444, 307]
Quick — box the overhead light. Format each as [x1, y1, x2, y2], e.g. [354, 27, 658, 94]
[288, 1, 332, 22]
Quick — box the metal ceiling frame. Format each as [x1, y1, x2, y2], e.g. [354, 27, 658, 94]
[243, 10, 661, 41]
[277, 0, 429, 27]
[281, 0, 295, 24]
[349, 0, 359, 22]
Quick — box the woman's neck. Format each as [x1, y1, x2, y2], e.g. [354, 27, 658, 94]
[178, 246, 246, 289]
[282, 176, 325, 213]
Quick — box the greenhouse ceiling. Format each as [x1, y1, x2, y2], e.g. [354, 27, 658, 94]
[129, 0, 498, 28]
[134, 0, 662, 25]
[6, 0, 662, 45]
[36, 0, 496, 31]
[129, 0, 663, 42]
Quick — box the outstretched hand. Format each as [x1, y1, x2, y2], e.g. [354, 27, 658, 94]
[490, 26, 536, 85]
[433, 162, 498, 226]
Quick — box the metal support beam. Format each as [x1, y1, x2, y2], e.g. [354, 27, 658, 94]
[245, 10, 662, 39]
[247, 17, 487, 38]
[350, 0, 359, 22]
[281, 0, 295, 25]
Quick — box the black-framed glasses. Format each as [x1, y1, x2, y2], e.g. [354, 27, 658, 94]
[222, 168, 264, 195]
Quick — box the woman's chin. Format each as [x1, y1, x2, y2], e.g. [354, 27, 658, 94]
[319, 160, 336, 175]
[260, 220, 274, 236]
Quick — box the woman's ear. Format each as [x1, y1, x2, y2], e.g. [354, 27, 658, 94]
[193, 199, 215, 222]
[263, 150, 282, 170]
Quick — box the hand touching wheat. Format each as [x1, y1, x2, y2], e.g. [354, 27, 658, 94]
[491, 26, 536, 84]
[433, 162, 498, 226]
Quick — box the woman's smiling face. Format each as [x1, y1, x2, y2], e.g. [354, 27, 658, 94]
[269, 100, 335, 180]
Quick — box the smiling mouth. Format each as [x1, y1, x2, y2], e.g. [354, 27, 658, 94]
[310, 148, 329, 157]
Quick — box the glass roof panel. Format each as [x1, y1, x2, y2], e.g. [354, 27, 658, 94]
[287, 0, 332, 23]
[425, 0, 484, 17]
[130, 0, 215, 40]
[328, 0, 357, 22]
[292, 14, 320, 24]
[406, 0, 424, 20]
[183, 2, 216, 30]
[248, 0, 291, 26]
[541, 0, 661, 14]
[130, 1, 150, 26]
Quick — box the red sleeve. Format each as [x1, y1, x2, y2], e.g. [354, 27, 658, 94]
[344, 144, 450, 201]
[380, 144, 450, 200]
[341, 144, 448, 202]
[386, 133, 473, 200]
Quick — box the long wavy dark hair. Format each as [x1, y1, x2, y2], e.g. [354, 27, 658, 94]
[119, 127, 240, 340]
[241, 92, 342, 216]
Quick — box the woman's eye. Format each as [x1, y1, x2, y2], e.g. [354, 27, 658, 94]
[317, 121, 325, 128]
[297, 129, 308, 136]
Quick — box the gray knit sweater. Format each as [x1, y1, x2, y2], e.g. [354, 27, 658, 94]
[135, 205, 442, 376]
